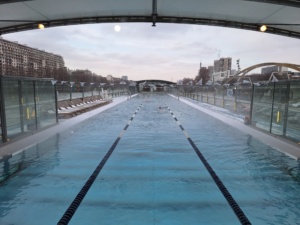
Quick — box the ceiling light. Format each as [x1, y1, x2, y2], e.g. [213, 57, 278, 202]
[38, 23, 45, 29]
[260, 25, 267, 32]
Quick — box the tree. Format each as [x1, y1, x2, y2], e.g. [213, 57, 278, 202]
[182, 77, 194, 86]
[195, 67, 210, 85]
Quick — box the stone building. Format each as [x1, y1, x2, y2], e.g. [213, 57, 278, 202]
[0, 37, 65, 78]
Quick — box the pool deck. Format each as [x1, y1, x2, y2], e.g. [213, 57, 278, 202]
[1, 93, 300, 161]
[171, 95, 300, 160]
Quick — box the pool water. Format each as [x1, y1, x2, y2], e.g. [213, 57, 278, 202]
[0, 93, 300, 225]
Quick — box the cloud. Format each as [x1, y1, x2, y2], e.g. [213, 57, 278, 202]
[3, 23, 300, 81]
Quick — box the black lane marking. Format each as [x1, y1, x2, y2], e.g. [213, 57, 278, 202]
[57, 102, 143, 225]
[124, 124, 129, 131]
[165, 104, 251, 225]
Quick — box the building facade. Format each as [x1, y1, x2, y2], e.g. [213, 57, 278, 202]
[212, 57, 232, 82]
[121, 76, 128, 81]
[261, 66, 279, 75]
[0, 37, 65, 78]
[213, 57, 232, 73]
[106, 74, 114, 82]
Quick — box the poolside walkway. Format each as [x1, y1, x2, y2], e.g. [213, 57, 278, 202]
[170, 94, 300, 160]
[0, 95, 137, 160]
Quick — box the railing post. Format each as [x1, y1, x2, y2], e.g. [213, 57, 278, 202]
[283, 81, 290, 136]
[234, 87, 237, 111]
[222, 88, 225, 108]
[200, 88, 202, 102]
[249, 84, 254, 125]
[269, 82, 276, 133]
[213, 87, 216, 105]
[54, 82, 59, 124]
[0, 77, 8, 142]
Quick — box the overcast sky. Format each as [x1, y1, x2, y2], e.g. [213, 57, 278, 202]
[3, 23, 300, 82]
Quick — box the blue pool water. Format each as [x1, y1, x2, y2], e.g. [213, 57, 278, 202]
[0, 93, 300, 225]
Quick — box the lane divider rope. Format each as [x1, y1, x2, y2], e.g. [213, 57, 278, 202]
[57, 102, 143, 225]
[165, 103, 251, 225]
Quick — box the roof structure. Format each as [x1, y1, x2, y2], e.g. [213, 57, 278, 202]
[0, 0, 300, 39]
[135, 79, 175, 85]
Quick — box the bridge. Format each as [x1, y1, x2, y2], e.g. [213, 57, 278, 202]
[234, 62, 300, 77]
[1, 0, 300, 39]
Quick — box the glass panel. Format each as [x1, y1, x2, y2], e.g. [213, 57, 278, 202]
[57, 83, 70, 101]
[271, 82, 288, 135]
[35, 81, 56, 128]
[224, 88, 235, 111]
[0, 95, 2, 142]
[252, 84, 273, 131]
[236, 86, 251, 116]
[214, 86, 224, 108]
[22, 81, 36, 132]
[3, 80, 22, 137]
[286, 81, 300, 142]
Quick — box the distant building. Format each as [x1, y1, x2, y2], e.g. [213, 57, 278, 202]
[213, 71, 231, 83]
[261, 66, 279, 74]
[261, 65, 290, 75]
[214, 57, 232, 73]
[231, 69, 237, 76]
[0, 37, 64, 78]
[208, 66, 214, 76]
[121, 76, 128, 80]
[212, 57, 232, 82]
[106, 74, 114, 81]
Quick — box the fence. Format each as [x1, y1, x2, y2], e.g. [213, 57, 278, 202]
[172, 81, 300, 144]
[252, 80, 300, 143]
[173, 85, 252, 116]
[56, 83, 136, 101]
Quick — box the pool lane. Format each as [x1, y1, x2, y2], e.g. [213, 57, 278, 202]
[70, 94, 242, 225]
[58, 102, 144, 225]
[164, 103, 251, 225]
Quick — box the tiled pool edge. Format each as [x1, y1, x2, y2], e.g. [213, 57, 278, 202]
[0, 95, 138, 161]
[170, 94, 300, 160]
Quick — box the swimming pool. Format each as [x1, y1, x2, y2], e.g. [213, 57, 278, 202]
[0, 93, 299, 225]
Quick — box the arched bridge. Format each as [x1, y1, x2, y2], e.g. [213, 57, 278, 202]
[1, 0, 300, 39]
[235, 62, 300, 77]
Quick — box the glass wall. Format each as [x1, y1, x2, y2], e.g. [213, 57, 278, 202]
[22, 81, 36, 132]
[178, 80, 300, 143]
[236, 86, 252, 115]
[271, 82, 288, 135]
[286, 81, 300, 142]
[252, 81, 300, 143]
[251, 85, 273, 131]
[0, 89, 3, 143]
[3, 80, 22, 137]
[0, 77, 57, 143]
[35, 81, 56, 128]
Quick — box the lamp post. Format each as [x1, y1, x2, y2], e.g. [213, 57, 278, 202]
[69, 82, 75, 101]
[90, 82, 94, 97]
[80, 82, 85, 99]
